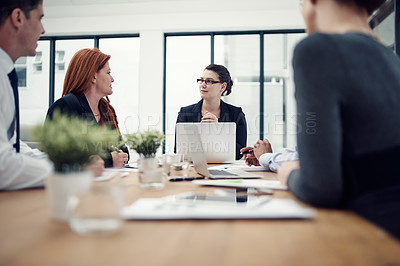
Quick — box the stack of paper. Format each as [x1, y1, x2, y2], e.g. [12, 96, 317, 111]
[121, 196, 315, 220]
[193, 179, 287, 190]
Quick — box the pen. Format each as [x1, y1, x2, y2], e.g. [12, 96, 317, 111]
[169, 176, 205, 182]
[240, 149, 253, 155]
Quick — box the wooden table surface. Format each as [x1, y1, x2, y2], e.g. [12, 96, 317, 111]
[1, 170, 400, 266]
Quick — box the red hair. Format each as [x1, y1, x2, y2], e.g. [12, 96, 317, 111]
[63, 48, 119, 130]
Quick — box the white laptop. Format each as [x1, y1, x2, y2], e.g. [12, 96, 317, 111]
[182, 124, 262, 179]
[176, 122, 236, 163]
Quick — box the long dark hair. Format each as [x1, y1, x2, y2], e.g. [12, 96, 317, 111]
[0, 0, 42, 26]
[204, 64, 234, 96]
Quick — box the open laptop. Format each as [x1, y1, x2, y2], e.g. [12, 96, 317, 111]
[183, 124, 262, 179]
[176, 122, 235, 163]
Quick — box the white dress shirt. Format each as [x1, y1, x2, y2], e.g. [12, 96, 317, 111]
[0, 48, 51, 190]
[258, 147, 299, 172]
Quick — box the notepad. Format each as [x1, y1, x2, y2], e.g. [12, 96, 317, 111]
[192, 179, 287, 190]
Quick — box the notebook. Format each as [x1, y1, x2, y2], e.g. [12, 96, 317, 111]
[176, 122, 236, 163]
[183, 124, 262, 179]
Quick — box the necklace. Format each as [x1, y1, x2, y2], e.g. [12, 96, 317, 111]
[94, 113, 100, 117]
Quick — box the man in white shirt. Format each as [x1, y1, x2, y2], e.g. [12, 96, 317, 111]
[0, 0, 52, 190]
[240, 139, 298, 172]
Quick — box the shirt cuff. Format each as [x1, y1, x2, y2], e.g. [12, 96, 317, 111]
[259, 153, 273, 171]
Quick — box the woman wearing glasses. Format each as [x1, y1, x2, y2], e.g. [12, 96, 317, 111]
[175, 64, 247, 160]
[278, 0, 400, 239]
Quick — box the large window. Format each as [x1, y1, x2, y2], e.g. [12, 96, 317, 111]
[54, 39, 94, 100]
[99, 37, 140, 134]
[214, 34, 260, 148]
[164, 31, 306, 152]
[164, 35, 211, 153]
[263, 33, 306, 149]
[19, 40, 50, 126]
[18, 35, 140, 136]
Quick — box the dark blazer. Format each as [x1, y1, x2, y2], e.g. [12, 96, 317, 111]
[46, 92, 129, 168]
[175, 99, 247, 160]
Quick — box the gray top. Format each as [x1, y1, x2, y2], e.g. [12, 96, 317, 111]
[288, 33, 400, 238]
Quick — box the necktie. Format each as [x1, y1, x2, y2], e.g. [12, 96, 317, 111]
[8, 68, 20, 153]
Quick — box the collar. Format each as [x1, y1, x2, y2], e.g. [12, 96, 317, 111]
[73, 92, 93, 113]
[0, 47, 15, 75]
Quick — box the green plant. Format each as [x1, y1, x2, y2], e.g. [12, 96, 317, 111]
[125, 129, 165, 158]
[33, 110, 119, 172]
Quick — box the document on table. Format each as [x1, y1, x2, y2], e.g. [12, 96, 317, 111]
[193, 179, 287, 190]
[92, 169, 132, 182]
[121, 196, 315, 220]
[208, 160, 269, 172]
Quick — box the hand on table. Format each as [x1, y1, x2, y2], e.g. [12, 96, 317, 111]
[83, 155, 105, 177]
[240, 146, 260, 166]
[112, 150, 129, 168]
[277, 161, 300, 186]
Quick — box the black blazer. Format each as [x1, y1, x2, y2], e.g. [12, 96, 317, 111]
[175, 99, 247, 160]
[46, 92, 129, 168]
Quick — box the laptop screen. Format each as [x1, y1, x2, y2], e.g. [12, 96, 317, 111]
[176, 122, 236, 163]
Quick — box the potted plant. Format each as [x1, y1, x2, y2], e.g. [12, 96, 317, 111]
[33, 110, 120, 221]
[124, 129, 165, 189]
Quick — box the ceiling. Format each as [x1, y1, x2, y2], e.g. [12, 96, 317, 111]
[44, 0, 199, 6]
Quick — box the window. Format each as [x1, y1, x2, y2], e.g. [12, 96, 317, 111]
[164, 30, 305, 152]
[214, 34, 260, 148]
[264, 33, 306, 149]
[15, 57, 27, 87]
[55, 50, 65, 71]
[99, 37, 140, 135]
[19, 40, 50, 126]
[54, 39, 94, 100]
[33, 51, 43, 72]
[164, 35, 211, 153]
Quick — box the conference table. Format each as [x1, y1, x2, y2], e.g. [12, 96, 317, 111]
[1, 168, 400, 266]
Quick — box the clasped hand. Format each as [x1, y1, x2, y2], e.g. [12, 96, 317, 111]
[201, 111, 218, 123]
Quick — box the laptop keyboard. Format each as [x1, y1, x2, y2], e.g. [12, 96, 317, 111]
[208, 169, 238, 176]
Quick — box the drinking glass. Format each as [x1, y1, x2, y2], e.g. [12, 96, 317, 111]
[67, 183, 123, 236]
[162, 153, 190, 179]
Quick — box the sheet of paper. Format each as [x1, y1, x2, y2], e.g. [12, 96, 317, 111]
[193, 179, 287, 190]
[208, 161, 269, 172]
[92, 170, 130, 182]
[121, 197, 315, 220]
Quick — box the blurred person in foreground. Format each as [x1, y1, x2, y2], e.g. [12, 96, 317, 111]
[0, 1, 104, 189]
[0, 0, 51, 190]
[278, 0, 400, 239]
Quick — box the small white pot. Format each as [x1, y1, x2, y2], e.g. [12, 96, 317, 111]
[45, 171, 93, 222]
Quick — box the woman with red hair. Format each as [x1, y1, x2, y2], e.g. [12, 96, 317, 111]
[46, 48, 129, 168]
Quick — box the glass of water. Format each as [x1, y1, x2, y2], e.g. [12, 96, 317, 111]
[162, 153, 190, 179]
[67, 183, 123, 236]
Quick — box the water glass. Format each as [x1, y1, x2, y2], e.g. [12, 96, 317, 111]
[67, 184, 123, 236]
[162, 153, 190, 179]
[138, 157, 165, 190]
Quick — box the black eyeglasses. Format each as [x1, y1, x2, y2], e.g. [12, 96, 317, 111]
[197, 78, 221, 85]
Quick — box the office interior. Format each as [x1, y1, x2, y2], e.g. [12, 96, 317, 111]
[18, 0, 398, 157]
